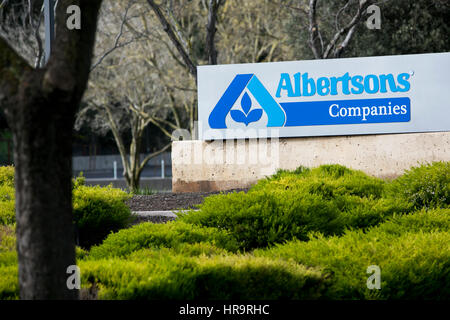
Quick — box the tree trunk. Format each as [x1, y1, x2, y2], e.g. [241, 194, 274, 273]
[0, 0, 102, 299]
[13, 71, 78, 299]
[127, 174, 141, 193]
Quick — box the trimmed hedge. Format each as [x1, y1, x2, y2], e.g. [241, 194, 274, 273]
[255, 208, 450, 299]
[386, 161, 450, 209]
[1, 163, 449, 300]
[126, 243, 230, 261]
[374, 208, 450, 235]
[0, 184, 15, 226]
[0, 166, 14, 188]
[180, 190, 343, 250]
[80, 254, 326, 300]
[253, 164, 386, 199]
[179, 165, 411, 250]
[0, 225, 18, 300]
[0, 265, 18, 300]
[88, 221, 239, 260]
[0, 167, 133, 247]
[0, 225, 15, 254]
[0, 167, 15, 226]
[73, 184, 132, 248]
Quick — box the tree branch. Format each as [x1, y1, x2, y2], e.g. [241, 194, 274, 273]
[323, 0, 371, 59]
[206, 0, 222, 65]
[139, 142, 171, 173]
[146, 0, 197, 78]
[90, 0, 136, 72]
[43, 0, 102, 105]
[308, 0, 322, 59]
[101, 104, 131, 176]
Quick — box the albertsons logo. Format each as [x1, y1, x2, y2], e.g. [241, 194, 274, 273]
[208, 72, 411, 129]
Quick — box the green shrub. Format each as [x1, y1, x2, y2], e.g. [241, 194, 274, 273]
[180, 190, 345, 250]
[73, 185, 132, 248]
[0, 224, 18, 300]
[0, 184, 15, 225]
[72, 172, 86, 189]
[76, 247, 89, 260]
[0, 250, 17, 268]
[0, 225, 17, 271]
[387, 162, 450, 209]
[0, 166, 14, 188]
[374, 208, 450, 236]
[253, 164, 386, 199]
[0, 265, 18, 300]
[336, 197, 413, 230]
[126, 243, 230, 261]
[88, 221, 239, 259]
[0, 167, 15, 226]
[255, 209, 450, 299]
[0, 168, 132, 245]
[180, 165, 409, 250]
[0, 225, 16, 253]
[80, 254, 326, 300]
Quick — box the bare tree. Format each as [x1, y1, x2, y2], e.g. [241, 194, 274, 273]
[145, 0, 225, 132]
[0, 0, 46, 67]
[82, 49, 173, 191]
[77, 0, 180, 192]
[0, 0, 102, 299]
[146, 0, 199, 78]
[78, 0, 293, 192]
[303, 0, 378, 59]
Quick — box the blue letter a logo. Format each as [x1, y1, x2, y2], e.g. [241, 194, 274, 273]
[208, 74, 286, 129]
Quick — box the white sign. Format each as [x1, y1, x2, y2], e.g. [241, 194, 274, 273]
[198, 52, 450, 140]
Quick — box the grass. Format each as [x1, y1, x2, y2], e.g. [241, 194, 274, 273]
[130, 187, 158, 196]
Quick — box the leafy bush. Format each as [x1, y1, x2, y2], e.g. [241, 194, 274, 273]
[0, 167, 15, 226]
[0, 225, 18, 300]
[0, 166, 14, 188]
[180, 190, 344, 250]
[0, 168, 132, 246]
[73, 185, 132, 248]
[255, 209, 450, 299]
[0, 265, 18, 300]
[180, 165, 409, 250]
[386, 162, 450, 209]
[80, 254, 326, 300]
[0, 184, 15, 225]
[373, 208, 450, 236]
[336, 197, 413, 230]
[0, 225, 16, 253]
[126, 243, 230, 261]
[72, 172, 86, 189]
[253, 164, 386, 199]
[88, 221, 239, 259]
[1, 163, 448, 300]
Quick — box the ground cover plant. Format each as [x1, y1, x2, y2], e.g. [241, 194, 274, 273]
[0, 169, 132, 248]
[254, 208, 450, 299]
[0, 162, 448, 300]
[385, 161, 450, 209]
[73, 183, 132, 248]
[178, 164, 412, 250]
[0, 167, 15, 226]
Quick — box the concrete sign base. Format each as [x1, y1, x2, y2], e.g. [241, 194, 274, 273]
[172, 131, 450, 192]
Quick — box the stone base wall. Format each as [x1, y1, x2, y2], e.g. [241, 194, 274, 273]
[172, 131, 450, 192]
